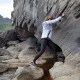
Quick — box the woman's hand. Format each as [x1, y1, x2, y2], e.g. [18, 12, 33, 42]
[61, 13, 65, 17]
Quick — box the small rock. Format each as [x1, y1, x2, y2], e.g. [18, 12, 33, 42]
[2, 59, 20, 63]
[0, 63, 9, 73]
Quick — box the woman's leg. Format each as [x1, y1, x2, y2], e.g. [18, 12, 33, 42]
[33, 38, 48, 65]
[47, 39, 58, 61]
[48, 39, 65, 62]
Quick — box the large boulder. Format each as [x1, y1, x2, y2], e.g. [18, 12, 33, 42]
[7, 37, 37, 59]
[54, 73, 80, 80]
[0, 29, 21, 48]
[12, 66, 44, 80]
[49, 62, 80, 80]
[0, 29, 20, 42]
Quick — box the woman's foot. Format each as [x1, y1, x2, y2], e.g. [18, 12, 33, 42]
[31, 62, 37, 67]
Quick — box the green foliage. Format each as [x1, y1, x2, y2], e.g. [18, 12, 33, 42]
[0, 23, 14, 32]
[0, 15, 13, 32]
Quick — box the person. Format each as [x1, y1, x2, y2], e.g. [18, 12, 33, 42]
[32, 13, 65, 66]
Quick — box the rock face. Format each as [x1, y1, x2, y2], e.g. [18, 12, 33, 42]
[12, 0, 80, 80]
[0, 29, 21, 48]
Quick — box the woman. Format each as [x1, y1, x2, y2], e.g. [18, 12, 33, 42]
[32, 13, 65, 66]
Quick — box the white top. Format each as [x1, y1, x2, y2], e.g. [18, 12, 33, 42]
[41, 16, 62, 39]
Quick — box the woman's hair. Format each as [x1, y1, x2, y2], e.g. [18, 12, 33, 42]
[44, 16, 54, 21]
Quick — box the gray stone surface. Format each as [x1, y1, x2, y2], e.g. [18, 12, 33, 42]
[0, 48, 12, 61]
[0, 68, 16, 80]
[0, 63, 9, 73]
[0, 29, 21, 48]
[1, 0, 79, 79]
[12, 66, 44, 80]
[49, 62, 80, 80]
